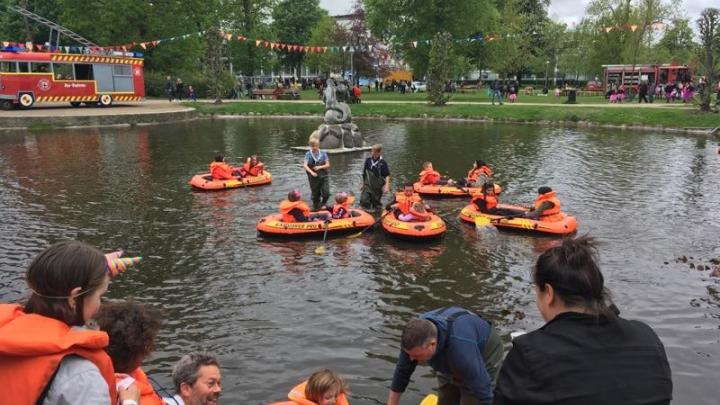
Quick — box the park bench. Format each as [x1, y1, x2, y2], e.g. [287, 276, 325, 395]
[458, 84, 479, 93]
[251, 88, 301, 100]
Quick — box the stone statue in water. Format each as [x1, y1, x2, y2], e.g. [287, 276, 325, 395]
[309, 77, 363, 149]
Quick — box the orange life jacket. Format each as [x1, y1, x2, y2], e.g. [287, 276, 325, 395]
[210, 161, 235, 180]
[467, 166, 493, 182]
[117, 368, 164, 405]
[332, 202, 350, 218]
[280, 199, 311, 222]
[396, 194, 430, 221]
[285, 380, 351, 405]
[471, 193, 497, 211]
[419, 169, 441, 185]
[533, 191, 561, 217]
[0, 304, 117, 405]
[243, 160, 265, 176]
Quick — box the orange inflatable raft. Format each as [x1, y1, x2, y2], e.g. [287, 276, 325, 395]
[189, 171, 272, 191]
[381, 210, 446, 240]
[257, 209, 374, 237]
[458, 203, 577, 235]
[413, 181, 502, 197]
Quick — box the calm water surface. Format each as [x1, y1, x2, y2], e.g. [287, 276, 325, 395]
[1, 118, 719, 404]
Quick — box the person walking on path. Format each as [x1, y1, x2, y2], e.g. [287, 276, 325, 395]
[303, 139, 331, 210]
[165, 76, 175, 102]
[387, 306, 504, 405]
[360, 144, 390, 211]
[491, 80, 503, 105]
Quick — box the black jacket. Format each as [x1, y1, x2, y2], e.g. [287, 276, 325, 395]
[494, 311, 672, 405]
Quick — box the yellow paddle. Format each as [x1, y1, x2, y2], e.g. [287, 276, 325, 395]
[315, 219, 331, 255]
[420, 393, 438, 405]
[474, 216, 493, 228]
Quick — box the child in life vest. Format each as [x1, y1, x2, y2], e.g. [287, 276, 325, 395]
[387, 183, 432, 222]
[240, 154, 265, 177]
[96, 300, 165, 405]
[209, 154, 242, 180]
[0, 241, 142, 405]
[460, 159, 493, 187]
[330, 192, 350, 219]
[279, 190, 330, 222]
[418, 161, 455, 186]
[276, 368, 349, 405]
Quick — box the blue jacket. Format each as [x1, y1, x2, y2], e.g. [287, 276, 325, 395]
[390, 307, 494, 402]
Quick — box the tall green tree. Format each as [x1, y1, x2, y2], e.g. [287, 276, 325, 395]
[304, 16, 345, 76]
[657, 18, 696, 62]
[697, 8, 720, 112]
[271, 0, 324, 76]
[427, 32, 452, 105]
[228, 0, 275, 76]
[364, 0, 498, 78]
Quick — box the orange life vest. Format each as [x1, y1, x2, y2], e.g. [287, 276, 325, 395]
[467, 166, 493, 182]
[280, 200, 311, 222]
[332, 202, 350, 218]
[285, 380, 351, 405]
[419, 169, 441, 185]
[0, 304, 117, 405]
[119, 368, 164, 405]
[396, 194, 430, 221]
[471, 193, 497, 211]
[243, 160, 265, 176]
[210, 161, 235, 180]
[533, 191, 561, 217]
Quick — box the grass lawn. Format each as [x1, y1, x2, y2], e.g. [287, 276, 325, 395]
[295, 88, 611, 104]
[190, 100, 720, 129]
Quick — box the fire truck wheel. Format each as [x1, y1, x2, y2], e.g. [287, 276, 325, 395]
[70, 102, 82, 107]
[0, 99, 14, 110]
[18, 93, 35, 109]
[98, 94, 113, 107]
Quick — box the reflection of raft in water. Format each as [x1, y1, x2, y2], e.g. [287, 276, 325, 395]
[459, 203, 578, 236]
[189, 172, 272, 191]
[381, 210, 446, 240]
[413, 181, 502, 197]
[257, 209, 374, 238]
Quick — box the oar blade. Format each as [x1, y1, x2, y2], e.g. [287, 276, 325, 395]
[314, 245, 326, 255]
[420, 394, 438, 405]
[474, 216, 493, 228]
[346, 231, 364, 239]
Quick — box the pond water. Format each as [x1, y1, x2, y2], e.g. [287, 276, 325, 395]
[1, 118, 719, 404]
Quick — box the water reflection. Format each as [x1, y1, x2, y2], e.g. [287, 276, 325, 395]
[0, 119, 719, 404]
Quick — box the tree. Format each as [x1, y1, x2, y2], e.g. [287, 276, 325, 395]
[364, 0, 498, 78]
[427, 32, 452, 106]
[304, 16, 345, 76]
[657, 18, 696, 62]
[227, 0, 275, 76]
[697, 8, 720, 112]
[271, 0, 324, 77]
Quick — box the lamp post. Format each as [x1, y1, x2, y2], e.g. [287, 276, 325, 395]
[544, 60, 550, 90]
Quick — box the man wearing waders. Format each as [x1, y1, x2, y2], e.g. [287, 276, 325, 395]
[303, 138, 331, 210]
[360, 144, 391, 211]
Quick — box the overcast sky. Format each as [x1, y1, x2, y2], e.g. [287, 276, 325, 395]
[319, 0, 711, 29]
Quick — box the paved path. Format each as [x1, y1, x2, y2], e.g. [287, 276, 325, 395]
[1, 100, 192, 118]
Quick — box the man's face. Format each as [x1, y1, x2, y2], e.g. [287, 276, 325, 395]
[404, 340, 437, 365]
[181, 365, 222, 405]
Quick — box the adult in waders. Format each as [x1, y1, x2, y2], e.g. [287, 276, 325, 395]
[303, 139, 331, 211]
[360, 144, 391, 211]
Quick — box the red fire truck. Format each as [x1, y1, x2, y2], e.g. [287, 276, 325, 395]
[0, 50, 144, 109]
[601, 64, 692, 92]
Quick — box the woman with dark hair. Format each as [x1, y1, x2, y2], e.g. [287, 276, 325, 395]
[96, 301, 164, 405]
[0, 240, 140, 405]
[493, 236, 673, 405]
